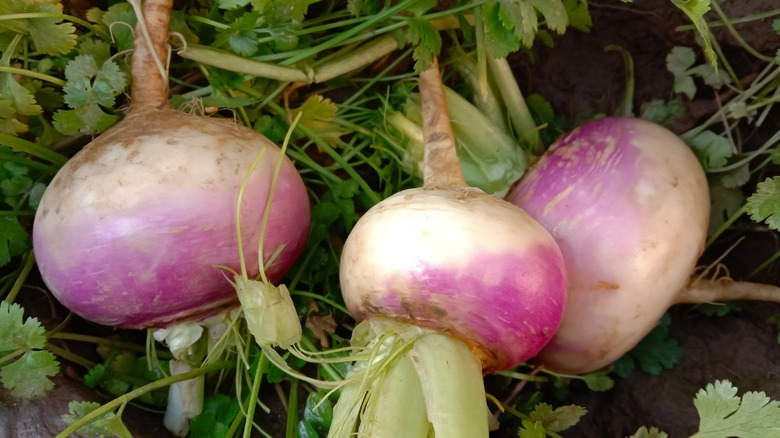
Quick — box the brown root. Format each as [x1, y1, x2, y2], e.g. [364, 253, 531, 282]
[419, 58, 467, 190]
[130, 0, 174, 110]
[675, 277, 780, 304]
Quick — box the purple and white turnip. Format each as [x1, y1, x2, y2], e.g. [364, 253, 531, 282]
[328, 59, 567, 437]
[32, 0, 310, 434]
[33, 0, 310, 332]
[508, 116, 780, 374]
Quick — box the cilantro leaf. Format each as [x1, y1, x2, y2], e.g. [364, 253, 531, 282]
[614, 313, 682, 377]
[0, 216, 29, 266]
[670, 0, 717, 68]
[53, 55, 126, 135]
[218, 12, 262, 57]
[62, 401, 133, 438]
[709, 185, 744, 236]
[667, 46, 698, 99]
[687, 130, 733, 170]
[0, 302, 59, 399]
[99, 3, 138, 52]
[517, 419, 546, 438]
[0, 0, 77, 55]
[0, 71, 43, 117]
[482, 0, 570, 58]
[0, 301, 46, 352]
[407, 17, 442, 73]
[0, 98, 27, 134]
[694, 380, 780, 437]
[528, 0, 569, 34]
[78, 38, 113, 68]
[190, 394, 240, 438]
[290, 95, 342, 142]
[564, 0, 592, 32]
[527, 402, 587, 433]
[746, 176, 780, 231]
[301, 392, 333, 436]
[627, 426, 669, 438]
[1, 350, 59, 398]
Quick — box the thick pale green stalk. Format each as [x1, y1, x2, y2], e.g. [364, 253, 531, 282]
[408, 333, 489, 438]
[486, 56, 541, 155]
[359, 354, 430, 437]
[402, 86, 526, 196]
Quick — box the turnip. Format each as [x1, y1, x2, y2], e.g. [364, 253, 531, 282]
[31, 0, 310, 434]
[508, 116, 780, 375]
[326, 59, 567, 437]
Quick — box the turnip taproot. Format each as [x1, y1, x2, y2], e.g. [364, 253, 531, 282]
[508, 116, 780, 374]
[33, 0, 310, 330]
[32, 0, 310, 434]
[327, 59, 567, 437]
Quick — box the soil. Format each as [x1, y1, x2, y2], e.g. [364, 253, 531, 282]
[3, 1, 780, 437]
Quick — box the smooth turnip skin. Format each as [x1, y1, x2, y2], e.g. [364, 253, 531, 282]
[33, 109, 311, 328]
[340, 187, 567, 372]
[508, 117, 709, 374]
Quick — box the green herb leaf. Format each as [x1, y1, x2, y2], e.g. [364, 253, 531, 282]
[99, 3, 137, 51]
[53, 54, 126, 135]
[709, 185, 744, 236]
[694, 380, 780, 437]
[406, 17, 441, 73]
[563, 0, 592, 32]
[0, 301, 46, 353]
[670, 0, 716, 67]
[528, 0, 568, 34]
[0, 98, 28, 134]
[527, 402, 587, 433]
[0, 71, 43, 117]
[667, 46, 697, 99]
[517, 419, 547, 438]
[482, 0, 570, 58]
[627, 426, 669, 438]
[1, 349, 59, 398]
[687, 130, 732, 170]
[615, 313, 682, 377]
[580, 371, 615, 391]
[0, 302, 58, 399]
[746, 176, 780, 231]
[190, 394, 240, 438]
[0, 216, 29, 266]
[0, 0, 77, 55]
[301, 392, 333, 436]
[62, 401, 133, 438]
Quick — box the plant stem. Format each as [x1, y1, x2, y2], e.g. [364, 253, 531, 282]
[285, 378, 299, 438]
[130, 0, 173, 109]
[605, 45, 635, 117]
[747, 249, 780, 280]
[0, 133, 68, 167]
[3, 250, 35, 303]
[408, 332, 488, 437]
[54, 360, 234, 438]
[0, 12, 96, 32]
[705, 205, 746, 248]
[359, 353, 430, 437]
[486, 56, 541, 155]
[419, 57, 467, 189]
[242, 352, 267, 438]
[0, 65, 66, 86]
[178, 45, 310, 82]
[47, 332, 172, 358]
[708, 0, 774, 62]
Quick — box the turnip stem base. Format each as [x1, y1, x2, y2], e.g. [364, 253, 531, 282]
[328, 318, 489, 438]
